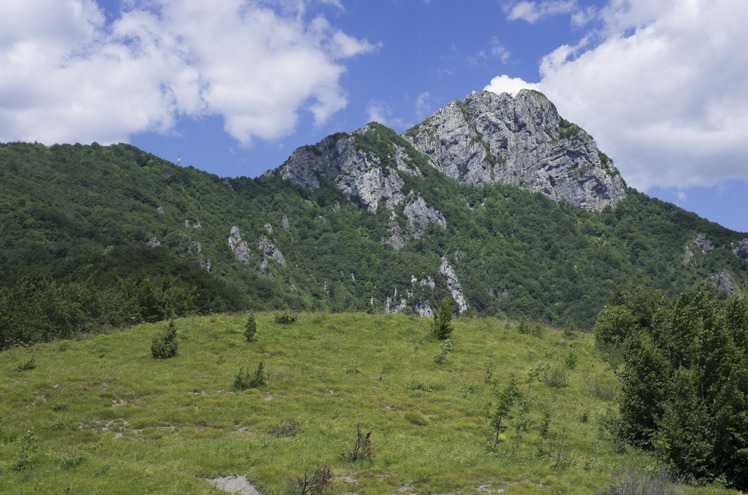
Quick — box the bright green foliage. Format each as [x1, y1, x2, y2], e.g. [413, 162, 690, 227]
[597, 287, 748, 490]
[487, 378, 520, 453]
[432, 338, 453, 364]
[10, 429, 38, 471]
[151, 320, 178, 359]
[244, 311, 257, 342]
[274, 310, 297, 324]
[0, 312, 739, 494]
[431, 298, 454, 340]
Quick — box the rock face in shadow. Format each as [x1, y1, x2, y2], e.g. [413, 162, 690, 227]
[404, 90, 627, 211]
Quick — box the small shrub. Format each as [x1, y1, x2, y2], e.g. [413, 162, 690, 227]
[542, 365, 568, 388]
[404, 411, 429, 426]
[565, 351, 578, 369]
[58, 449, 87, 470]
[595, 469, 685, 495]
[344, 360, 361, 375]
[57, 341, 70, 352]
[431, 298, 454, 340]
[234, 361, 265, 390]
[274, 311, 297, 324]
[517, 317, 545, 338]
[11, 429, 38, 471]
[432, 338, 453, 364]
[340, 424, 374, 462]
[584, 379, 618, 401]
[244, 312, 257, 342]
[14, 355, 36, 371]
[286, 463, 332, 495]
[151, 320, 178, 359]
[272, 418, 302, 437]
[406, 381, 446, 392]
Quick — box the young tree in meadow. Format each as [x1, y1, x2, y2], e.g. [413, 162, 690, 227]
[245, 311, 257, 342]
[431, 298, 454, 340]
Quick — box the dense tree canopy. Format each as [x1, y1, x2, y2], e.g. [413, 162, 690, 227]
[595, 286, 748, 489]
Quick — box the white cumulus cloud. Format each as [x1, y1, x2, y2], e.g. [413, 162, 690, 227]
[490, 0, 748, 191]
[0, 0, 375, 146]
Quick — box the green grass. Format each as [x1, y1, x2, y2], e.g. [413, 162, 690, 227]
[0, 313, 738, 494]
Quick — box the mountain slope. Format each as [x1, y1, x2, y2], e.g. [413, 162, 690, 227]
[1, 91, 747, 334]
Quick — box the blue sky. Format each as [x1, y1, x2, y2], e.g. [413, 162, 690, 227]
[2, 0, 747, 233]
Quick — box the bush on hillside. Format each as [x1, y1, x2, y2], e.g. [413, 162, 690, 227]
[244, 311, 257, 342]
[431, 298, 454, 340]
[151, 320, 178, 359]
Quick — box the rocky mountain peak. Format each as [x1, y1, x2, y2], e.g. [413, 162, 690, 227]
[404, 89, 627, 210]
[276, 89, 626, 215]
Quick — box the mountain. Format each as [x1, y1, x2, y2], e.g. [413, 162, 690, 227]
[1, 90, 747, 340]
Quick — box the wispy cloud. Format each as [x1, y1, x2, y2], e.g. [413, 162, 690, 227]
[505, 0, 577, 23]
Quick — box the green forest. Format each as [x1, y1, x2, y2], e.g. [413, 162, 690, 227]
[1, 140, 746, 348]
[1, 139, 747, 492]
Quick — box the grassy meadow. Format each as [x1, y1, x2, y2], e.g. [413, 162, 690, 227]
[0, 313, 739, 494]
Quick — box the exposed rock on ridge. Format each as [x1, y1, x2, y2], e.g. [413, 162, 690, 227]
[404, 90, 627, 210]
[733, 239, 748, 262]
[278, 125, 447, 249]
[228, 226, 250, 264]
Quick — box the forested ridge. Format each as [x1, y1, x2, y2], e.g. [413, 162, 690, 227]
[1, 140, 747, 348]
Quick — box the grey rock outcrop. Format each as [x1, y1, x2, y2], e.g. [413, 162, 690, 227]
[440, 258, 468, 313]
[279, 125, 447, 249]
[279, 129, 407, 212]
[228, 226, 250, 263]
[732, 239, 748, 262]
[706, 270, 740, 297]
[146, 237, 160, 248]
[693, 234, 714, 254]
[416, 300, 434, 317]
[185, 218, 201, 229]
[405, 90, 627, 210]
[257, 235, 286, 267]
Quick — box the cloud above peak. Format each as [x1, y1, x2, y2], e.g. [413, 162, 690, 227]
[0, 0, 375, 146]
[490, 0, 748, 191]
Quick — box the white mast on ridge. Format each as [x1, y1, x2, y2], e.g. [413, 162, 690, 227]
[177, 154, 181, 166]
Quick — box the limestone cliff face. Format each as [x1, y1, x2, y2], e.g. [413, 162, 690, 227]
[404, 90, 627, 210]
[279, 130, 407, 213]
[278, 125, 447, 247]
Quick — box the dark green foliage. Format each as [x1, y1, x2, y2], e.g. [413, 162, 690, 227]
[431, 298, 454, 340]
[340, 424, 374, 462]
[274, 311, 297, 325]
[244, 312, 257, 342]
[234, 361, 265, 390]
[517, 317, 545, 338]
[0, 247, 243, 349]
[597, 287, 748, 489]
[286, 463, 332, 495]
[1, 138, 747, 341]
[151, 321, 178, 359]
[14, 355, 36, 371]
